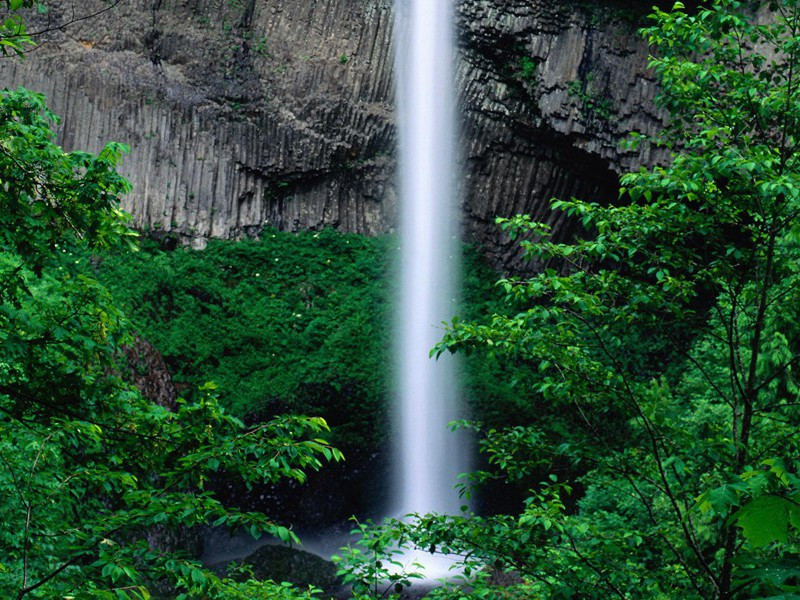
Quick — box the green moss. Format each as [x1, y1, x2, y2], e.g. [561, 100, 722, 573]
[92, 229, 528, 451]
[94, 230, 389, 444]
[567, 72, 614, 124]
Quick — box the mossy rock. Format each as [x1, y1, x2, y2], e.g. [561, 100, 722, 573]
[238, 544, 340, 594]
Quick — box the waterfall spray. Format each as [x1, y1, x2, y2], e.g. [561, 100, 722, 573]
[393, 0, 467, 521]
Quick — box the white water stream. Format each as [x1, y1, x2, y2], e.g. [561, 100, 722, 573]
[393, 0, 467, 525]
[203, 0, 468, 584]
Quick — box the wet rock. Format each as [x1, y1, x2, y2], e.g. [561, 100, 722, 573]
[215, 544, 342, 596]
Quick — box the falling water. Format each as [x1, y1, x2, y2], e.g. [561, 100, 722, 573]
[393, 0, 466, 520]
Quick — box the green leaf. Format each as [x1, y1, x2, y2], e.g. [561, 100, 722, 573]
[732, 495, 800, 547]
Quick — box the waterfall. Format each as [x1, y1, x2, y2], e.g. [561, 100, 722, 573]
[393, 0, 466, 519]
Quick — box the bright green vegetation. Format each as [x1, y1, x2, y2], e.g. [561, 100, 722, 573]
[95, 233, 393, 446]
[566, 72, 614, 124]
[513, 55, 539, 84]
[0, 5, 340, 597]
[0, 83, 340, 598]
[336, 1, 800, 598]
[90, 232, 517, 453]
[5, 0, 800, 598]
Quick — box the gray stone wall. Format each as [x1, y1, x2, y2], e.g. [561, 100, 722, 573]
[0, 0, 666, 262]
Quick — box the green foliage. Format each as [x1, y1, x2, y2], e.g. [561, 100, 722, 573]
[91, 234, 516, 452]
[254, 35, 269, 57]
[332, 519, 424, 599]
[335, 1, 800, 598]
[0, 0, 33, 56]
[698, 459, 800, 548]
[566, 72, 613, 124]
[0, 88, 135, 264]
[0, 87, 135, 419]
[449, 421, 547, 490]
[92, 232, 395, 449]
[0, 388, 342, 598]
[513, 56, 539, 84]
[0, 81, 337, 599]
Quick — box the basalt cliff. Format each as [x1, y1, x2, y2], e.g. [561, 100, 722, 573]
[0, 0, 665, 264]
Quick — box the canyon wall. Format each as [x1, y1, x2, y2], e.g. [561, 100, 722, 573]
[0, 0, 664, 262]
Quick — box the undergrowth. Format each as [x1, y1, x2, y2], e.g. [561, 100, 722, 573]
[91, 229, 531, 452]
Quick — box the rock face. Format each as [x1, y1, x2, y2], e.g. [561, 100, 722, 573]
[456, 1, 667, 265]
[122, 335, 178, 409]
[0, 0, 664, 265]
